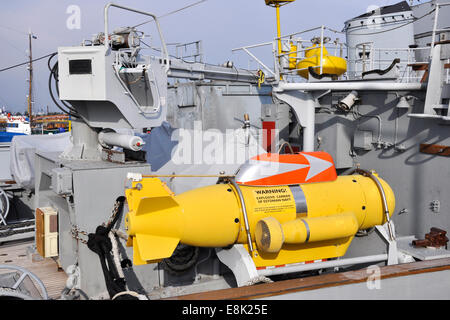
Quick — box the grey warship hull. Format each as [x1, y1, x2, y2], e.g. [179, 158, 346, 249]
[1, 0, 450, 301]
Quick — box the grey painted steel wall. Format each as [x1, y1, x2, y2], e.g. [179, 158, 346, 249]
[345, 6, 415, 79]
[413, 0, 450, 62]
[35, 152, 161, 297]
[166, 82, 273, 132]
[26, 0, 450, 299]
[314, 90, 450, 239]
[261, 269, 450, 299]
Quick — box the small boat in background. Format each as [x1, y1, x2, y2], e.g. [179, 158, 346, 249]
[0, 111, 31, 143]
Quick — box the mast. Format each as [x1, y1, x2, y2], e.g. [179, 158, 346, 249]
[27, 29, 33, 124]
[27, 29, 36, 124]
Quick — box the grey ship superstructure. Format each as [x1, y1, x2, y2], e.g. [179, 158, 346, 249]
[0, 0, 450, 300]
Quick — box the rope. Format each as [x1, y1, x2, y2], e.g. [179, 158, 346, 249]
[111, 229, 128, 241]
[112, 290, 148, 300]
[244, 276, 273, 286]
[109, 232, 126, 281]
[86, 197, 139, 300]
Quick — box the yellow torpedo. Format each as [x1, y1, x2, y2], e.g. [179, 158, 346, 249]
[124, 172, 395, 268]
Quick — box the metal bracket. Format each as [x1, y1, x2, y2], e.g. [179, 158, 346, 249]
[215, 245, 259, 287]
[375, 223, 399, 265]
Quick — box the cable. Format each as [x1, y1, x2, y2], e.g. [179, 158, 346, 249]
[348, 9, 435, 36]
[47, 56, 79, 118]
[47, 52, 58, 73]
[0, 24, 27, 35]
[50, 60, 77, 112]
[0, 53, 56, 73]
[132, 0, 209, 28]
[0, 36, 28, 57]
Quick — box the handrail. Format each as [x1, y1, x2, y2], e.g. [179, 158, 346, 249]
[350, 169, 395, 241]
[104, 3, 169, 72]
[233, 19, 440, 83]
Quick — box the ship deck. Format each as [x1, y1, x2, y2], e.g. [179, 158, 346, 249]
[0, 240, 67, 299]
[168, 257, 450, 300]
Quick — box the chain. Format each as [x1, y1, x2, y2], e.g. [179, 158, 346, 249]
[70, 226, 88, 245]
[70, 198, 124, 246]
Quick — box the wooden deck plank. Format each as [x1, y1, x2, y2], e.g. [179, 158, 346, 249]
[167, 258, 450, 300]
[0, 241, 67, 300]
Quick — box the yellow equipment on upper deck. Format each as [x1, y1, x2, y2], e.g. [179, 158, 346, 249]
[265, 0, 295, 6]
[297, 44, 347, 79]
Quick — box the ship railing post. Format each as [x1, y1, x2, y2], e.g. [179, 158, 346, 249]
[430, 4, 439, 59]
[273, 40, 281, 83]
[320, 25, 324, 75]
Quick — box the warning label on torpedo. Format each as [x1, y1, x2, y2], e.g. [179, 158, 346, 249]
[253, 187, 295, 214]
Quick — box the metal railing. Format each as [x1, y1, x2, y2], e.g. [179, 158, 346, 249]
[175, 40, 204, 63]
[232, 25, 346, 83]
[231, 21, 449, 85]
[347, 45, 432, 83]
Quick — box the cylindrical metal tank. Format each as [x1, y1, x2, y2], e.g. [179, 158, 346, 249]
[344, 1, 415, 79]
[125, 172, 395, 267]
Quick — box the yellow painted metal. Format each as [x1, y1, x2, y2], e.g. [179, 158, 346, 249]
[256, 212, 359, 252]
[265, 1, 296, 79]
[125, 174, 395, 267]
[297, 45, 347, 79]
[276, 5, 282, 57]
[125, 178, 242, 264]
[288, 43, 298, 69]
[255, 216, 285, 253]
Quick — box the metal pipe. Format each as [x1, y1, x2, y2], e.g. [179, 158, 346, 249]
[277, 82, 426, 92]
[351, 169, 395, 241]
[320, 25, 324, 75]
[230, 179, 255, 257]
[0, 265, 49, 300]
[430, 4, 439, 57]
[98, 131, 145, 151]
[142, 174, 235, 178]
[232, 41, 273, 52]
[104, 3, 169, 71]
[258, 254, 388, 277]
[242, 48, 276, 77]
[276, 4, 282, 57]
[303, 100, 316, 152]
[408, 113, 450, 120]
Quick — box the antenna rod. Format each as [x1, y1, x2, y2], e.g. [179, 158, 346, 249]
[28, 30, 32, 123]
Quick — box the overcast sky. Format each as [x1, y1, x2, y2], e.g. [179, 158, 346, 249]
[0, 0, 404, 113]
